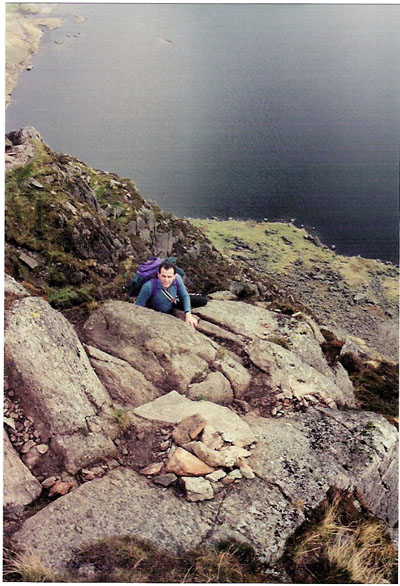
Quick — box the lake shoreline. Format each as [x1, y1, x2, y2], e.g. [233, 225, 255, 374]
[190, 217, 399, 361]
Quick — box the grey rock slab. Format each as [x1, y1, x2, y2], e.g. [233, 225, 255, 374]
[134, 391, 256, 447]
[248, 339, 355, 406]
[215, 355, 252, 399]
[205, 477, 305, 565]
[4, 274, 30, 298]
[187, 371, 233, 405]
[245, 408, 398, 527]
[12, 467, 218, 572]
[3, 431, 42, 507]
[85, 345, 162, 407]
[195, 319, 246, 347]
[5, 297, 117, 474]
[51, 432, 118, 476]
[194, 301, 333, 377]
[193, 300, 279, 340]
[83, 302, 217, 392]
[5, 297, 113, 439]
[19, 252, 39, 269]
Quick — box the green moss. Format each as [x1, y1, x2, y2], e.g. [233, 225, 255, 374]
[48, 286, 93, 310]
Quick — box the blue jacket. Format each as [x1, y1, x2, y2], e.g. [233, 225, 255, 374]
[135, 274, 191, 313]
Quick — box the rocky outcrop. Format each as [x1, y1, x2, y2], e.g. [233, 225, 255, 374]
[11, 401, 397, 572]
[85, 345, 162, 407]
[3, 128, 398, 577]
[5, 296, 119, 475]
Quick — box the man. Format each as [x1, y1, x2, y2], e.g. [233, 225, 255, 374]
[135, 261, 207, 328]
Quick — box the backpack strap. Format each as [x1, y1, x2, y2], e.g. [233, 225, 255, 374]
[149, 278, 158, 300]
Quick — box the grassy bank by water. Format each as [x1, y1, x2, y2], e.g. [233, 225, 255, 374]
[190, 218, 398, 307]
[6, 4, 63, 105]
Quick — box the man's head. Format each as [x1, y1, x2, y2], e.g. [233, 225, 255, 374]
[158, 261, 177, 288]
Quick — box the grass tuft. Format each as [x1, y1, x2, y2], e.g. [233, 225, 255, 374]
[288, 489, 398, 584]
[3, 548, 60, 582]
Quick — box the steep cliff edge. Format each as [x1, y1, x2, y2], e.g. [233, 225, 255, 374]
[4, 128, 398, 582]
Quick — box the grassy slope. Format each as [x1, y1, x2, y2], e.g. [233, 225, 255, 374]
[190, 218, 397, 305]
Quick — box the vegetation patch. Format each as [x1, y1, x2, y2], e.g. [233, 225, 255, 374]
[48, 286, 93, 310]
[65, 537, 269, 583]
[340, 353, 399, 422]
[285, 488, 398, 584]
[3, 547, 61, 583]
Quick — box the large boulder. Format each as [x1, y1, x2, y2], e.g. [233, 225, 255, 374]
[11, 467, 218, 572]
[83, 301, 218, 392]
[5, 297, 118, 475]
[245, 408, 398, 528]
[194, 300, 348, 379]
[3, 431, 42, 507]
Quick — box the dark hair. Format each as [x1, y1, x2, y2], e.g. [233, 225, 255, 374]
[158, 261, 177, 274]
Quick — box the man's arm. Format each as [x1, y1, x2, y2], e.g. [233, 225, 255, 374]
[176, 275, 191, 313]
[135, 280, 153, 307]
[176, 275, 198, 328]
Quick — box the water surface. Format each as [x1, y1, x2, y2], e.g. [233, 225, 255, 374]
[6, 3, 400, 262]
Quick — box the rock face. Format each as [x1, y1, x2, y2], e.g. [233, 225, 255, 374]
[83, 302, 218, 392]
[248, 339, 354, 407]
[85, 344, 162, 407]
[5, 296, 119, 475]
[3, 431, 42, 507]
[4, 128, 398, 579]
[11, 406, 397, 572]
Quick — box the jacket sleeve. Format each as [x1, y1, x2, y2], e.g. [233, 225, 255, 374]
[135, 280, 153, 307]
[176, 274, 191, 313]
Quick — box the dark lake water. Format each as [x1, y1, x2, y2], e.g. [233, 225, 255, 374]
[6, 3, 400, 263]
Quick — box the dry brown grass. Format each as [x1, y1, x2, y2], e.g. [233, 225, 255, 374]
[290, 491, 398, 584]
[3, 548, 60, 582]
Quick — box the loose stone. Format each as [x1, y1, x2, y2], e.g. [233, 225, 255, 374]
[239, 464, 256, 479]
[205, 469, 226, 482]
[139, 462, 164, 476]
[153, 473, 177, 487]
[36, 444, 49, 454]
[165, 447, 215, 476]
[181, 476, 214, 501]
[42, 476, 57, 489]
[21, 440, 36, 454]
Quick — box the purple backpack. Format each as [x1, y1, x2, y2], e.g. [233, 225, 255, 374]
[126, 257, 178, 297]
[137, 257, 164, 280]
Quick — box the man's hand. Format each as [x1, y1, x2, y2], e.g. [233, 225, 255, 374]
[185, 312, 198, 328]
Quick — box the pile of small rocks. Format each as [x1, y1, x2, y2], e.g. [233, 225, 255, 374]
[4, 391, 49, 467]
[271, 390, 336, 417]
[139, 414, 257, 502]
